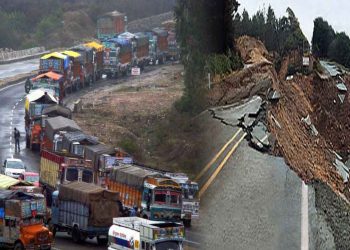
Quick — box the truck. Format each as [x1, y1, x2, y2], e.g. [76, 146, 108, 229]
[0, 190, 53, 250]
[106, 164, 182, 222]
[151, 28, 168, 64]
[25, 71, 64, 103]
[50, 181, 121, 245]
[71, 45, 95, 87]
[102, 38, 132, 78]
[25, 90, 58, 150]
[41, 116, 79, 152]
[108, 217, 185, 250]
[97, 10, 126, 40]
[134, 32, 150, 70]
[161, 20, 180, 61]
[61, 50, 83, 91]
[40, 149, 96, 207]
[84, 41, 105, 81]
[84, 144, 135, 188]
[164, 173, 200, 227]
[39, 52, 72, 96]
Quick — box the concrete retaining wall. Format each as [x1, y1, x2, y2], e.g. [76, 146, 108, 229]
[0, 47, 47, 64]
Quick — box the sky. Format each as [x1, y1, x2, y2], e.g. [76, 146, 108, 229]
[240, 0, 350, 42]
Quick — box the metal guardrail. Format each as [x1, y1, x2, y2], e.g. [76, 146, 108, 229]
[0, 47, 45, 61]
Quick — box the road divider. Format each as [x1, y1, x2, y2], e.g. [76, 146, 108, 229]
[195, 128, 243, 182]
[198, 131, 247, 198]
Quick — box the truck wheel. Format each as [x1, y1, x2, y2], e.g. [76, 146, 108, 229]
[97, 236, 108, 246]
[26, 137, 30, 148]
[14, 242, 24, 250]
[72, 227, 81, 243]
[48, 220, 56, 237]
[184, 219, 191, 228]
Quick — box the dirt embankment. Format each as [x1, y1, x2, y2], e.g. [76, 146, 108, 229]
[308, 75, 350, 157]
[208, 36, 277, 106]
[73, 64, 201, 177]
[210, 35, 348, 195]
[267, 74, 344, 193]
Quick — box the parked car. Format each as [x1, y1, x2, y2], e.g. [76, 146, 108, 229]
[2, 158, 26, 179]
[18, 172, 40, 186]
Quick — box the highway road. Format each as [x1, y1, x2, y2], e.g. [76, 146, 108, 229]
[195, 99, 310, 250]
[0, 58, 38, 80]
[0, 63, 200, 250]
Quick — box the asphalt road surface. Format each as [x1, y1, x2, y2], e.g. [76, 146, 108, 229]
[0, 58, 38, 80]
[195, 99, 308, 250]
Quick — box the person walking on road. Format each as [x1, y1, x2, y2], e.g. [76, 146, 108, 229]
[14, 128, 20, 152]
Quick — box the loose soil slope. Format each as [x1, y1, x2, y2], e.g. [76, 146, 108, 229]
[73, 64, 201, 177]
[210, 35, 348, 196]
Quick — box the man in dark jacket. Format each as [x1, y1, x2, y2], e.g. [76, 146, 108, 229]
[14, 128, 20, 152]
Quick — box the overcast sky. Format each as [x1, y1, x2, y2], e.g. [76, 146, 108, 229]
[240, 0, 350, 42]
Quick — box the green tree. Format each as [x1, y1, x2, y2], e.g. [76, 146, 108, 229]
[251, 10, 265, 40]
[265, 5, 277, 51]
[328, 32, 350, 67]
[311, 17, 335, 58]
[175, 0, 240, 113]
[240, 9, 251, 36]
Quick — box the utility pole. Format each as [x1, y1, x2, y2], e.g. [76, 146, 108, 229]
[208, 73, 211, 89]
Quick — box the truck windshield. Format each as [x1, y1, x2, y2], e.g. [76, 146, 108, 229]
[155, 241, 181, 250]
[66, 168, 78, 181]
[6, 161, 25, 169]
[154, 191, 166, 204]
[170, 192, 181, 205]
[154, 191, 182, 206]
[82, 170, 93, 183]
[25, 175, 39, 182]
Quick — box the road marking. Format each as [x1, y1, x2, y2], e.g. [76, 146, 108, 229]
[301, 182, 309, 250]
[261, 134, 269, 143]
[199, 133, 246, 198]
[195, 128, 243, 181]
[184, 239, 200, 245]
[0, 81, 24, 92]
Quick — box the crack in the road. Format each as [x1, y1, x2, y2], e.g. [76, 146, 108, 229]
[208, 98, 272, 153]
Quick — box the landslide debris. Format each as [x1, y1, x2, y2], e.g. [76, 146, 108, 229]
[209, 35, 349, 196]
[236, 36, 273, 64]
[208, 36, 277, 107]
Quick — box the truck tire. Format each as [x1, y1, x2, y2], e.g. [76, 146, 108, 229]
[26, 136, 30, 148]
[97, 236, 108, 246]
[48, 220, 56, 237]
[14, 242, 24, 250]
[183, 219, 191, 228]
[72, 227, 81, 243]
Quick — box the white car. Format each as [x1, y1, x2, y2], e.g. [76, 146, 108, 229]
[2, 158, 26, 179]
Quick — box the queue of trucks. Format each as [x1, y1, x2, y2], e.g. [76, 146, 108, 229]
[15, 9, 193, 248]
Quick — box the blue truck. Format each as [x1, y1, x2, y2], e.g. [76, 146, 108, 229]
[49, 181, 122, 246]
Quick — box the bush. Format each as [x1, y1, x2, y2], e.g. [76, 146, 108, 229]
[119, 138, 138, 155]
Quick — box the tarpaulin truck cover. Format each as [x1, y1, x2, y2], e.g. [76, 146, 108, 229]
[58, 181, 120, 227]
[44, 116, 81, 141]
[108, 164, 162, 189]
[84, 143, 116, 171]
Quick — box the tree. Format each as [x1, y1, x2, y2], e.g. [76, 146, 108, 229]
[240, 9, 251, 36]
[312, 17, 335, 58]
[175, 0, 240, 113]
[224, 0, 240, 50]
[328, 32, 350, 67]
[265, 5, 277, 51]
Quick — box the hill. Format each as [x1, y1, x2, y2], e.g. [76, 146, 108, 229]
[0, 0, 176, 49]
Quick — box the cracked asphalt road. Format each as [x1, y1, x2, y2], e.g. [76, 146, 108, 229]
[196, 97, 307, 250]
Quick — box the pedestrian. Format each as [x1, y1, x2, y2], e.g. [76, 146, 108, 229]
[130, 205, 138, 217]
[14, 128, 20, 152]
